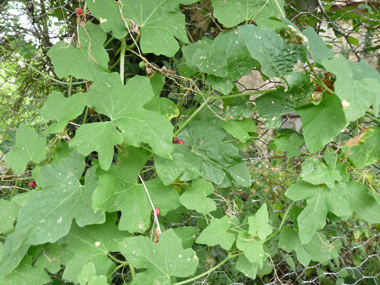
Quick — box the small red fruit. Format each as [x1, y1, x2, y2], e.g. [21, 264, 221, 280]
[177, 140, 184, 145]
[172, 137, 179, 143]
[29, 181, 36, 187]
[76, 8, 83, 15]
[153, 208, 160, 215]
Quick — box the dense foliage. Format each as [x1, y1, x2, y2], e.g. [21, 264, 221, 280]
[1, 0, 380, 284]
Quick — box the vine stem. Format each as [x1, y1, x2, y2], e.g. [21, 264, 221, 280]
[138, 175, 161, 235]
[174, 88, 277, 137]
[173, 252, 242, 285]
[120, 38, 126, 84]
[264, 201, 295, 243]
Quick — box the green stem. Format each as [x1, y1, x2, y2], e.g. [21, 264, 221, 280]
[68, 75, 73, 97]
[366, 109, 379, 118]
[130, 264, 136, 279]
[109, 57, 121, 71]
[173, 252, 242, 285]
[174, 97, 213, 136]
[365, 112, 380, 124]
[120, 38, 126, 84]
[109, 262, 130, 278]
[125, 34, 140, 50]
[140, 166, 156, 174]
[82, 107, 90, 125]
[140, 145, 154, 154]
[264, 201, 295, 243]
[104, 36, 114, 48]
[107, 253, 124, 264]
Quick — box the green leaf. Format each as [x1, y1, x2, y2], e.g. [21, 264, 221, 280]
[290, 184, 351, 244]
[144, 97, 179, 120]
[70, 122, 123, 171]
[0, 256, 51, 285]
[302, 27, 334, 67]
[172, 227, 200, 249]
[196, 216, 237, 250]
[86, 0, 128, 39]
[222, 118, 257, 143]
[61, 213, 129, 283]
[4, 124, 46, 174]
[71, 73, 173, 168]
[302, 161, 342, 186]
[248, 203, 272, 240]
[119, 229, 199, 284]
[155, 119, 251, 188]
[236, 231, 265, 267]
[236, 254, 259, 279]
[274, 133, 304, 158]
[47, 22, 109, 80]
[121, 0, 198, 57]
[279, 226, 340, 266]
[0, 234, 30, 280]
[182, 30, 258, 94]
[77, 262, 108, 285]
[39, 91, 86, 134]
[296, 93, 346, 153]
[345, 180, 380, 224]
[322, 55, 380, 122]
[238, 25, 307, 79]
[343, 127, 380, 168]
[0, 200, 19, 233]
[11, 152, 105, 250]
[93, 147, 180, 233]
[149, 72, 165, 97]
[212, 0, 286, 30]
[180, 179, 216, 215]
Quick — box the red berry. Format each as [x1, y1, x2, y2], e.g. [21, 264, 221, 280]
[177, 140, 184, 145]
[153, 208, 160, 215]
[89, 82, 93, 86]
[29, 181, 36, 187]
[172, 137, 179, 143]
[76, 8, 83, 15]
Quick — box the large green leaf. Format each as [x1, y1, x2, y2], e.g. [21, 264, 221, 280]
[119, 229, 199, 284]
[39, 91, 86, 134]
[222, 118, 257, 143]
[286, 183, 351, 244]
[77, 262, 108, 285]
[296, 93, 346, 153]
[238, 25, 307, 79]
[11, 152, 105, 250]
[301, 161, 342, 186]
[236, 231, 265, 267]
[0, 256, 50, 285]
[343, 127, 380, 168]
[48, 22, 109, 81]
[212, 0, 286, 30]
[4, 124, 46, 174]
[70, 73, 173, 170]
[85, 0, 128, 39]
[196, 216, 236, 250]
[274, 133, 304, 159]
[0, 200, 19, 233]
[93, 147, 180, 233]
[248, 204, 272, 240]
[180, 179, 216, 215]
[302, 27, 334, 67]
[60, 213, 129, 283]
[322, 55, 380, 122]
[121, 0, 198, 57]
[155, 119, 251, 187]
[182, 30, 258, 94]
[345, 180, 380, 224]
[279, 226, 340, 266]
[0, 234, 31, 280]
[236, 254, 260, 279]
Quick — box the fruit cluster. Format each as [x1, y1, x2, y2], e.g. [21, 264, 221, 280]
[172, 137, 184, 145]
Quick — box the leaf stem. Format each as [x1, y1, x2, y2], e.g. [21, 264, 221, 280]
[107, 252, 125, 264]
[68, 75, 73, 97]
[82, 107, 90, 125]
[103, 36, 114, 48]
[120, 38, 126, 84]
[173, 252, 242, 285]
[307, 59, 335, 95]
[264, 201, 295, 243]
